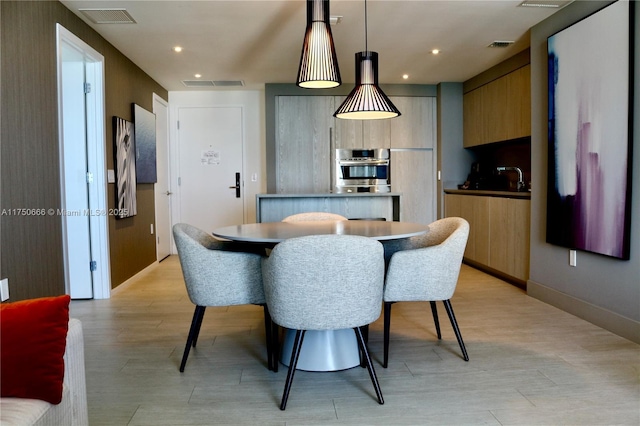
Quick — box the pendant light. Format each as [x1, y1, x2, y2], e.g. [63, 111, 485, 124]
[296, 0, 341, 89]
[334, 0, 400, 119]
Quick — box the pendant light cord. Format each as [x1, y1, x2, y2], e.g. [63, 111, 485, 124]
[364, 0, 368, 52]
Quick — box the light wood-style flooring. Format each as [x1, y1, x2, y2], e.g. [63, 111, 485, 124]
[70, 256, 640, 425]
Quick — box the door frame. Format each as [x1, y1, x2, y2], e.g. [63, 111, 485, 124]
[153, 93, 172, 260]
[56, 24, 111, 299]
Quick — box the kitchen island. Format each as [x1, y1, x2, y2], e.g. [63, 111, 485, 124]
[256, 193, 401, 223]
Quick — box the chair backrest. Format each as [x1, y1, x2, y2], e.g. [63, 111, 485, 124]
[282, 212, 347, 222]
[384, 217, 469, 302]
[172, 223, 265, 306]
[262, 235, 384, 330]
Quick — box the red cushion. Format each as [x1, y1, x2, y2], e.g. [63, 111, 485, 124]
[1, 295, 70, 404]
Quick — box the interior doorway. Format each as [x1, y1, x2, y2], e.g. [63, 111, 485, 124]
[56, 24, 111, 299]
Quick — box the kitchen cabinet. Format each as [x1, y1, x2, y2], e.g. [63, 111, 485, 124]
[274, 95, 437, 224]
[463, 64, 531, 147]
[489, 197, 530, 281]
[444, 192, 530, 283]
[390, 97, 437, 224]
[390, 97, 435, 149]
[463, 87, 483, 148]
[334, 97, 391, 149]
[505, 65, 531, 140]
[392, 150, 435, 224]
[444, 194, 490, 264]
[334, 97, 435, 150]
[275, 96, 335, 193]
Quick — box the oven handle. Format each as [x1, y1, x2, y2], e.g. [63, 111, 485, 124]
[338, 159, 389, 166]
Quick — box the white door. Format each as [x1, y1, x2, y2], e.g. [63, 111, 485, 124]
[177, 107, 244, 232]
[57, 25, 111, 299]
[153, 95, 171, 261]
[60, 44, 92, 298]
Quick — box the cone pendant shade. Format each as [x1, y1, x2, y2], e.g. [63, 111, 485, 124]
[296, 0, 341, 89]
[334, 51, 400, 119]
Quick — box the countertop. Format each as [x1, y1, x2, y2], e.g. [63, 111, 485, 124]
[444, 189, 531, 199]
[257, 192, 403, 198]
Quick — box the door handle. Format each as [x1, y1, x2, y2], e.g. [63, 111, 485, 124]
[165, 191, 172, 196]
[229, 172, 241, 198]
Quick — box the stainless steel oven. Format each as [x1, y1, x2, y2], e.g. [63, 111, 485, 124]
[334, 149, 390, 193]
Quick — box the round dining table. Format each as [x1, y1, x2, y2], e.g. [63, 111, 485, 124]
[212, 219, 429, 372]
[212, 219, 429, 244]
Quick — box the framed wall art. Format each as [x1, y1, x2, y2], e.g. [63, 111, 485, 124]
[133, 103, 157, 184]
[546, 0, 633, 260]
[113, 116, 137, 219]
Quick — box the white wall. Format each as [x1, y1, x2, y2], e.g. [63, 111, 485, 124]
[168, 90, 266, 226]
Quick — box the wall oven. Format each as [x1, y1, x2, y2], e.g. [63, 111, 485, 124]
[334, 149, 390, 193]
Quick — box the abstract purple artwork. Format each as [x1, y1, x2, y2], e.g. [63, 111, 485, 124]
[546, 1, 632, 260]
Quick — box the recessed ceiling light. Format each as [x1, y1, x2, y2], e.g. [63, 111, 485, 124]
[431, 49, 440, 55]
[402, 74, 409, 80]
[194, 74, 202, 78]
[173, 46, 183, 53]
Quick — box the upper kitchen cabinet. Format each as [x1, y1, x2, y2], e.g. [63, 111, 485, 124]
[463, 64, 531, 147]
[334, 96, 391, 149]
[390, 97, 436, 149]
[335, 96, 436, 150]
[276, 96, 335, 193]
[505, 65, 531, 140]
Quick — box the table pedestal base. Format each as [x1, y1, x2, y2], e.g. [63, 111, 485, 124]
[279, 328, 360, 372]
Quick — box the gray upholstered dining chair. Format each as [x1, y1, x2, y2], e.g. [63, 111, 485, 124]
[281, 212, 347, 222]
[262, 234, 385, 410]
[383, 217, 470, 367]
[172, 223, 276, 372]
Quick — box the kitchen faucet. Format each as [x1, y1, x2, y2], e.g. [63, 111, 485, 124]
[496, 166, 526, 191]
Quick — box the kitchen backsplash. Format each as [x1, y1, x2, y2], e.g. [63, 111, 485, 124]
[467, 137, 531, 191]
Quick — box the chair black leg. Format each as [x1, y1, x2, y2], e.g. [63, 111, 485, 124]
[443, 299, 469, 361]
[280, 330, 305, 410]
[430, 301, 442, 340]
[383, 302, 393, 368]
[271, 320, 279, 373]
[359, 324, 369, 368]
[354, 327, 384, 405]
[263, 305, 273, 371]
[191, 305, 206, 348]
[180, 306, 206, 372]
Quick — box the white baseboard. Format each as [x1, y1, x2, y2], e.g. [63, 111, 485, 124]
[528, 280, 640, 344]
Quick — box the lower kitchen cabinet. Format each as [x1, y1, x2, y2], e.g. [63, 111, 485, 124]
[444, 194, 490, 264]
[489, 197, 530, 281]
[445, 193, 530, 283]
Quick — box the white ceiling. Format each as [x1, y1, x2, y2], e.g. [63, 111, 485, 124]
[59, 0, 569, 91]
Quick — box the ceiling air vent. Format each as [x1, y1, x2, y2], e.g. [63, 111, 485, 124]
[79, 8, 136, 24]
[518, 0, 573, 8]
[488, 41, 515, 48]
[181, 80, 245, 88]
[182, 80, 215, 88]
[213, 80, 245, 87]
